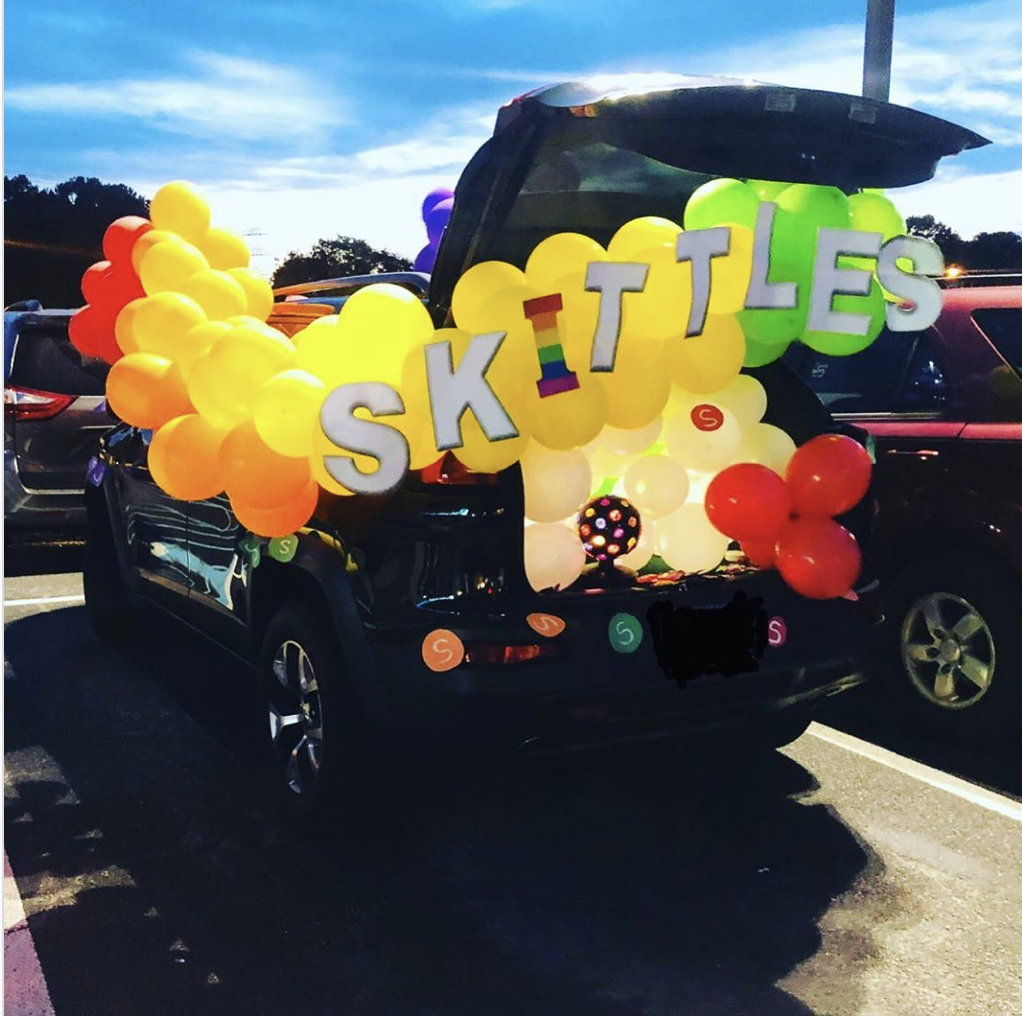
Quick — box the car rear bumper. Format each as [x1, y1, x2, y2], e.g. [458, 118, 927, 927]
[4, 450, 86, 528]
[364, 573, 879, 757]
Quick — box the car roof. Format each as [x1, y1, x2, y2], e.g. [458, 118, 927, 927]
[4, 309, 75, 380]
[940, 285, 1022, 312]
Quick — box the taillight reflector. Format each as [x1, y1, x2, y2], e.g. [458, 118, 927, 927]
[463, 642, 558, 666]
[4, 386, 74, 421]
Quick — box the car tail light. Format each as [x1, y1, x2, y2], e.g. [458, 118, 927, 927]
[420, 452, 498, 486]
[4, 386, 74, 421]
[463, 642, 560, 666]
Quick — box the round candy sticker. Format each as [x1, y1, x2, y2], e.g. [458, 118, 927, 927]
[422, 629, 465, 672]
[608, 613, 643, 654]
[527, 613, 566, 638]
[767, 616, 788, 648]
[691, 404, 725, 432]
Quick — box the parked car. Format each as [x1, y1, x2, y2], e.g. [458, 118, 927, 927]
[85, 77, 985, 821]
[788, 278, 1022, 738]
[4, 302, 114, 529]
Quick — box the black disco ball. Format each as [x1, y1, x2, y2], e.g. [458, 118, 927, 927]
[577, 495, 641, 564]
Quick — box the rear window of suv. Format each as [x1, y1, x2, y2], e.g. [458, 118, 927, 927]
[9, 324, 108, 396]
[973, 308, 1022, 376]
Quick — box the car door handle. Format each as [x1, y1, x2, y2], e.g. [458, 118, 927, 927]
[883, 449, 940, 459]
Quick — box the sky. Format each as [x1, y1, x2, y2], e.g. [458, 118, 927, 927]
[5, 0, 1021, 278]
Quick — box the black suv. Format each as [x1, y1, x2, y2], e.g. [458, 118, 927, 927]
[85, 77, 985, 819]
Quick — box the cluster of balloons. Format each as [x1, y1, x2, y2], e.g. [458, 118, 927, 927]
[412, 188, 453, 273]
[89, 179, 884, 596]
[705, 434, 872, 599]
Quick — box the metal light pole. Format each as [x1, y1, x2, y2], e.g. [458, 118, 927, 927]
[863, 0, 896, 101]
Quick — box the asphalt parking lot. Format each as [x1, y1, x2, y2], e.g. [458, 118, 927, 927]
[5, 544, 1022, 1016]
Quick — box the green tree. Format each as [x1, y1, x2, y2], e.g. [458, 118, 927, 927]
[271, 236, 412, 288]
[4, 175, 149, 308]
[907, 215, 1022, 273]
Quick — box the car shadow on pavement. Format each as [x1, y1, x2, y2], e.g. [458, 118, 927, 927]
[5, 606, 885, 1016]
[4, 534, 84, 578]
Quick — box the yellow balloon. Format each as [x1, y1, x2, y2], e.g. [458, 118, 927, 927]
[199, 227, 250, 270]
[527, 375, 607, 451]
[608, 217, 682, 260]
[106, 353, 192, 430]
[226, 267, 274, 321]
[178, 320, 231, 380]
[130, 292, 207, 358]
[253, 369, 327, 458]
[451, 414, 530, 473]
[130, 228, 175, 274]
[139, 237, 209, 295]
[148, 414, 226, 501]
[294, 319, 348, 385]
[621, 246, 693, 343]
[339, 283, 434, 345]
[597, 339, 670, 430]
[179, 269, 248, 321]
[707, 223, 754, 315]
[525, 232, 607, 292]
[149, 181, 212, 244]
[114, 298, 146, 355]
[187, 326, 294, 429]
[664, 314, 745, 392]
[451, 261, 527, 332]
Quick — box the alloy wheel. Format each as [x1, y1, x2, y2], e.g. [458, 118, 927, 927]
[268, 640, 324, 796]
[900, 592, 995, 709]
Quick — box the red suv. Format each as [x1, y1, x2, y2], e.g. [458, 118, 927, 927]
[789, 279, 1022, 738]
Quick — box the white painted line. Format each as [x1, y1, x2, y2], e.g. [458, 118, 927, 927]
[4, 853, 55, 1015]
[807, 721, 1022, 824]
[4, 595, 84, 608]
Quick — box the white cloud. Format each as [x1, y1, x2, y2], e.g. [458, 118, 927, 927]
[4, 50, 348, 143]
[895, 167, 1022, 237]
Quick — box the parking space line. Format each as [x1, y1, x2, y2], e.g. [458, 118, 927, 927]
[807, 722, 1022, 823]
[4, 852, 56, 1016]
[3, 595, 85, 608]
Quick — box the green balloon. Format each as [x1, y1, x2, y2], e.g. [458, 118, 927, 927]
[800, 279, 886, 356]
[773, 184, 851, 270]
[746, 178, 790, 202]
[683, 177, 760, 231]
[848, 192, 905, 241]
[744, 336, 791, 367]
[736, 252, 811, 345]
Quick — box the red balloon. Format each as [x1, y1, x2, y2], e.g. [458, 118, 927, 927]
[741, 538, 777, 569]
[776, 517, 861, 599]
[705, 463, 791, 543]
[102, 216, 153, 264]
[81, 260, 113, 303]
[103, 263, 146, 307]
[68, 306, 103, 358]
[785, 434, 872, 518]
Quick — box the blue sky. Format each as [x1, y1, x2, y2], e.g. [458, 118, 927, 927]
[5, 0, 1021, 276]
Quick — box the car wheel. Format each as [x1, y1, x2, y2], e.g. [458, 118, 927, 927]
[83, 503, 139, 644]
[257, 602, 377, 826]
[883, 558, 1022, 739]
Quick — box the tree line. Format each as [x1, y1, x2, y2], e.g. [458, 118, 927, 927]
[4, 175, 1021, 309]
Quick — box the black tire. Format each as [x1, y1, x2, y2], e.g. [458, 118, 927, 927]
[257, 601, 379, 828]
[83, 502, 139, 645]
[880, 557, 1022, 740]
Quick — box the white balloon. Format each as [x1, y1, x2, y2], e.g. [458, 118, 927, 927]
[714, 374, 767, 428]
[741, 423, 797, 475]
[523, 522, 586, 591]
[521, 444, 592, 523]
[665, 404, 741, 472]
[662, 385, 699, 423]
[582, 418, 662, 478]
[655, 503, 730, 574]
[617, 519, 657, 571]
[623, 455, 690, 519]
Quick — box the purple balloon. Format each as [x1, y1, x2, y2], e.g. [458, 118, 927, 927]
[425, 197, 454, 245]
[421, 187, 454, 222]
[413, 243, 437, 273]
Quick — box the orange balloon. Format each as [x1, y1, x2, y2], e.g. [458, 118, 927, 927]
[148, 414, 226, 500]
[106, 353, 192, 429]
[114, 298, 147, 355]
[219, 419, 311, 509]
[230, 480, 319, 537]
